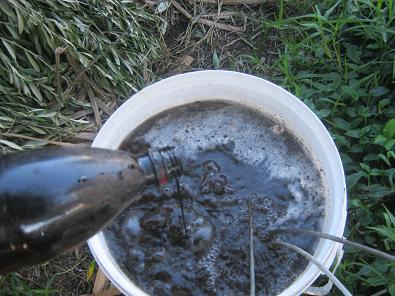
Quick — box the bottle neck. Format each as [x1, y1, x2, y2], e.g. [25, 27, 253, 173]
[138, 148, 182, 186]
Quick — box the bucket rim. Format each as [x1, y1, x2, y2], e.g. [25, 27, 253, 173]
[88, 70, 347, 296]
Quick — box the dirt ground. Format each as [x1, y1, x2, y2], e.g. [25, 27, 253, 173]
[18, 244, 94, 295]
[16, 2, 279, 295]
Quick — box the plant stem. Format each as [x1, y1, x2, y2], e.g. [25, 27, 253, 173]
[248, 201, 255, 296]
[175, 179, 188, 240]
[274, 241, 352, 296]
[272, 228, 395, 262]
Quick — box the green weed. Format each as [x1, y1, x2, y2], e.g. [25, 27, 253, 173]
[254, 0, 395, 294]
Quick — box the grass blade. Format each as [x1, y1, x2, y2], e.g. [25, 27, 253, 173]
[248, 200, 255, 296]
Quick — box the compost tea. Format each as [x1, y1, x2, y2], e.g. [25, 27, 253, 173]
[104, 101, 326, 295]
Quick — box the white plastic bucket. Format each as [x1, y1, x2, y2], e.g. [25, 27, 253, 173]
[88, 70, 347, 296]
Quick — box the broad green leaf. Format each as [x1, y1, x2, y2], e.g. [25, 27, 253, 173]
[347, 108, 357, 117]
[364, 234, 376, 245]
[346, 172, 363, 189]
[349, 198, 364, 208]
[370, 86, 389, 97]
[375, 134, 387, 145]
[366, 275, 387, 286]
[363, 154, 378, 162]
[333, 117, 351, 130]
[318, 109, 331, 118]
[340, 153, 353, 164]
[357, 264, 371, 277]
[363, 185, 395, 198]
[373, 259, 389, 275]
[385, 139, 395, 151]
[378, 99, 391, 109]
[378, 153, 391, 166]
[359, 209, 373, 226]
[345, 129, 360, 138]
[0, 139, 23, 150]
[341, 85, 359, 101]
[346, 46, 362, 64]
[360, 162, 370, 172]
[370, 168, 381, 176]
[383, 119, 395, 138]
[335, 135, 350, 148]
[350, 144, 363, 153]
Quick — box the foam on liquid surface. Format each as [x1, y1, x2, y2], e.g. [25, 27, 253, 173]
[104, 101, 326, 295]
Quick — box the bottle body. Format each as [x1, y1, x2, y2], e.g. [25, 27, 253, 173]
[0, 147, 177, 273]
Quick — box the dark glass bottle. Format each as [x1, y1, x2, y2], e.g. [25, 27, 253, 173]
[0, 147, 181, 273]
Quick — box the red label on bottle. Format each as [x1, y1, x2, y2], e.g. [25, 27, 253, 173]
[159, 175, 168, 185]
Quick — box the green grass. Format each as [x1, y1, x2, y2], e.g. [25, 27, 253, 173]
[1, 0, 394, 295]
[0, 273, 56, 295]
[0, 0, 162, 153]
[249, 0, 395, 294]
[0, 0, 163, 293]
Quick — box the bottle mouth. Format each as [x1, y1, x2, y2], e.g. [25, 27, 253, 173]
[138, 147, 182, 186]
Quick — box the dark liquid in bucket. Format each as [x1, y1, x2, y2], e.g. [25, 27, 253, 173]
[104, 101, 326, 295]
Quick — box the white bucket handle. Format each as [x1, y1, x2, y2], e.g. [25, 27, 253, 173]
[304, 246, 345, 295]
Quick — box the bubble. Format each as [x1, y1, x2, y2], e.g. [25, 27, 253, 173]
[197, 242, 220, 294]
[271, 179, 317, 228]
[162, 186, 173, 198]
[126, 249, 145, 274]
[139, 102, 326, 204]
[187, 216, 215, 253]
[141, 209, 167, 231]
[152, 280, 172, 295]
[152, 269, 172, 281]
[122, 211, 143, 238]
[200, 161, 231, 196]
[105, 101, 327, 295]
[203, 160, 220, 173]
[78, 176, 87, 183]
[150, 248, 166, 262]
[167, 208, 187, 244]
